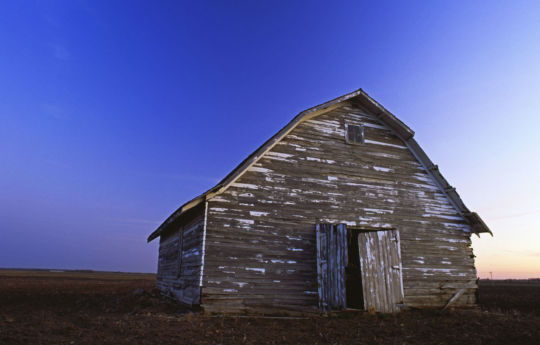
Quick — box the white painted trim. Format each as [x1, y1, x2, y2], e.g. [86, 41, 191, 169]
[199, 201, 209, 287]
[395, 230, 405, 302]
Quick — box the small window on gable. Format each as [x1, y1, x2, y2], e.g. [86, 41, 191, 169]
[345, 124, 364, 145]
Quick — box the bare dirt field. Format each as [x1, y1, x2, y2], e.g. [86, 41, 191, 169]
[1, 270, 539, 344]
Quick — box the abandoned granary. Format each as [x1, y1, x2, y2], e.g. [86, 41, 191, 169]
[147, 88, 491, 314]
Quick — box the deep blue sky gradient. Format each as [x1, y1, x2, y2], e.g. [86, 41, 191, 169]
[1, 1, 539, 275]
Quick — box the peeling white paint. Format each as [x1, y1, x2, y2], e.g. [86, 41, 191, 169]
[422, 214, 464, 221]
[364, 139, 407, 149]
[250, 211, 269, 217]
[265, 151, 296, 162]
[366, 152, 401, 159]
[411, 268, 456, 274]
[440, 238, 467, 243]
[302, 177, 333, 185]
[267, 152, 294, 158]
[438, 245, 458, 251]
[361, 122, 387, 130]
[238, 193, 254, 198]
[370, 223, 393, 228]
[231, 183, 259, 190]
[245, 267, 265, 273]
[210, 196, 230, 203]
[373, 166, 393, 172]
[403, 181, 439, 191]
[364, 208, 394, 214]
[248, 166, 272, 173]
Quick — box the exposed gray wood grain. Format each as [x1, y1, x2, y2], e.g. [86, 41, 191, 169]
[156, 209, 204, 306]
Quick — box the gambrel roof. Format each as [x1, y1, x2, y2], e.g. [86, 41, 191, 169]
[148, 88, 491, 242]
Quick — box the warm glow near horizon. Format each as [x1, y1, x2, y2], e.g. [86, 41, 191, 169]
[473, 211, 540, 279]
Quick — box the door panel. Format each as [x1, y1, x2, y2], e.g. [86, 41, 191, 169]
[316, 223, 347, 312]
[358, 230, 403, 313]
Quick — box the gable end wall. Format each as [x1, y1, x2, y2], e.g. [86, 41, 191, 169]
[201, 103, 477, 314]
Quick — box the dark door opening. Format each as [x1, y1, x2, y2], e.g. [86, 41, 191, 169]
[346, 229, 364, 309]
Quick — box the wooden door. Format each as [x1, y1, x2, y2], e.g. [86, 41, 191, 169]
[316, 223, 347, 313]
[357, 230, 404, 313]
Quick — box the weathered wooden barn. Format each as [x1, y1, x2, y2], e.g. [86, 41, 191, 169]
[147, 89, 491, 314]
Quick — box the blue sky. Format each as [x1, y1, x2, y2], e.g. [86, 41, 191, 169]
[0, 1, 539, 276]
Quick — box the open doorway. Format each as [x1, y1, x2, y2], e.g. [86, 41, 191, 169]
[346, 228, 364, 309]
[316, 224, 404, 313]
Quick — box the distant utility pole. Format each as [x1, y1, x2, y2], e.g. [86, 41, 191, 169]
[489, 271, 493, 280]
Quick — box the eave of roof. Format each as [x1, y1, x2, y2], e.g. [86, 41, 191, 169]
[147, 88, 491, 242]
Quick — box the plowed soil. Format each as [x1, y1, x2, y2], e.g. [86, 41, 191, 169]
[1, 270, 539, 344]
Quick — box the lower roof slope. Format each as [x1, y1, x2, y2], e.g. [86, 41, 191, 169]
[148, 88, 491, 242]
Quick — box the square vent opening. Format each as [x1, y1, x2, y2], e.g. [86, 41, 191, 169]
[345, 124, 364, 145]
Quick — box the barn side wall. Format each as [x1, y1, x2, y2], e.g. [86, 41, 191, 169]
[157, 207, 205, 306]
[201, 102, 477, 314]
